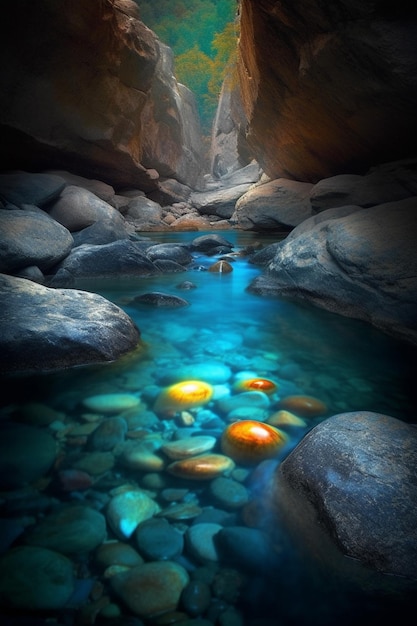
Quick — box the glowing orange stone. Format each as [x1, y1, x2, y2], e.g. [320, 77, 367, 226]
[233, 378, 278, 395]
[220, 420, 288, 465]
[278, 395, 327, 417]
[153, 380, 213, 418]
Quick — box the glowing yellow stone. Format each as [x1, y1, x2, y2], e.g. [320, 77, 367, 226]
[233, 378, 278, 395]
[220, 419, 288, 465]
[153, 380, 213, 418]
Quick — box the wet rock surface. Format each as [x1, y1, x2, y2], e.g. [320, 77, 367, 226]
[0, 209, 73, 274]
[249, 196, 417, 345]
[275, 411, 417, 580]
[0, 273, 141, 373]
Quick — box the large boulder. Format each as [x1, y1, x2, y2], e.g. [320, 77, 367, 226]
[124, 195, 165, 229]
[49, 239, 160, 285]
[236, 0, 417, 182]
[191, 183, 252, 219]
[72, 217, 131, 247]
[249, 197, 417, 345]
[45, 170, 117, 205]
[47, 185, 125, 231]
[0, 273, 141, 374]
[0, 1, 203, 189]
[231, 178, 314, 230]
[0, 209, 73, 273]
[274, 411, 417, 584]
[0, 171, 65, 207]
[310, 167, 415, 213]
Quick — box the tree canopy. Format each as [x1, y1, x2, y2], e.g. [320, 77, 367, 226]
[134, 0, 238, 132]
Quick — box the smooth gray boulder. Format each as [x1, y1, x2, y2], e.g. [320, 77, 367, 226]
[189, 234, 234, 254]
[0, 273, 141, 374]
[274, 411, 417, 582]
[0, 209, 73, 273]
[0, 171, 65, 207]
[219, 160, 263, 187]
[72, 217, 131, 247]
[131, 292, 189, 308]
[145, 243, 193, 266]
[249, 197, 417, 345]
[284, 204, 364, 242]
[45, 169, 116, 205]
[231, 178, 314, 230]
[191, 184, 252, 219]
[47, 185, 124, 231]
[310, 170, 413, 213]
[125, 195, 165, 229]
[49, 240, 160, 286]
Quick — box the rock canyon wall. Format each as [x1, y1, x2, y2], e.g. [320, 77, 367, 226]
[0, 0, 204, 190]
[236, 0, 417, 182]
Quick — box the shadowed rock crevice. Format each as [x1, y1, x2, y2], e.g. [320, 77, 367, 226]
[236, 0, 417, 182]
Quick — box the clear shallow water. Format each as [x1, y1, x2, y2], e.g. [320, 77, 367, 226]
[1, 230, 416, 625]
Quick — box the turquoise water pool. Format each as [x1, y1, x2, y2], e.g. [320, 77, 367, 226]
[1, 230, 415, 625]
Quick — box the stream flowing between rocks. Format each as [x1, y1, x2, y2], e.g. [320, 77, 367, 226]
[0, 230, 416, 626]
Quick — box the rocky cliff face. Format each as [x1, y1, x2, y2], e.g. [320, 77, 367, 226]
[210, 72, 254, 179]
[236, 0, 417, 182]
[0, 0, 204, 190]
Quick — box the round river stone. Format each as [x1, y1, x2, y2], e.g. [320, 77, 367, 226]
[0, 546, 74, 610]
[111, 560, 189, 618]
[24, 504, 107, 554]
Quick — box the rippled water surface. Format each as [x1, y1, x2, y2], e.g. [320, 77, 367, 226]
[1, 230, 416, 625]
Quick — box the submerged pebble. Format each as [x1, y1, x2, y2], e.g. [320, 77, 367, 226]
[134, 517, 184, 561]
[110, 560, 189, 618]
[82, 393, 141, 414]
[167, 454, 235, 480]
[186, 523, 222, 563]
[277, 395, 328, 417]
[0, 546, 74, 610]
[180, 579, 212, 617]
[107, 489, 161, 540]
[161, 435, 217, 460]
[24, 504, 107, 554]
[88, 416, 127, 450]
[95, 540, 144, 569]
[209, 477, 249, 511]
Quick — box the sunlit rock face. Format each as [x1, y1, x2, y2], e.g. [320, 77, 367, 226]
[140, 43, 205, 188]
[238, 0, 417, 182]
[0, 0, 203, 190]
[210, 73, 254, 179]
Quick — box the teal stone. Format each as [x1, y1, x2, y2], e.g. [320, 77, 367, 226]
[82, 393, 140, 414]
